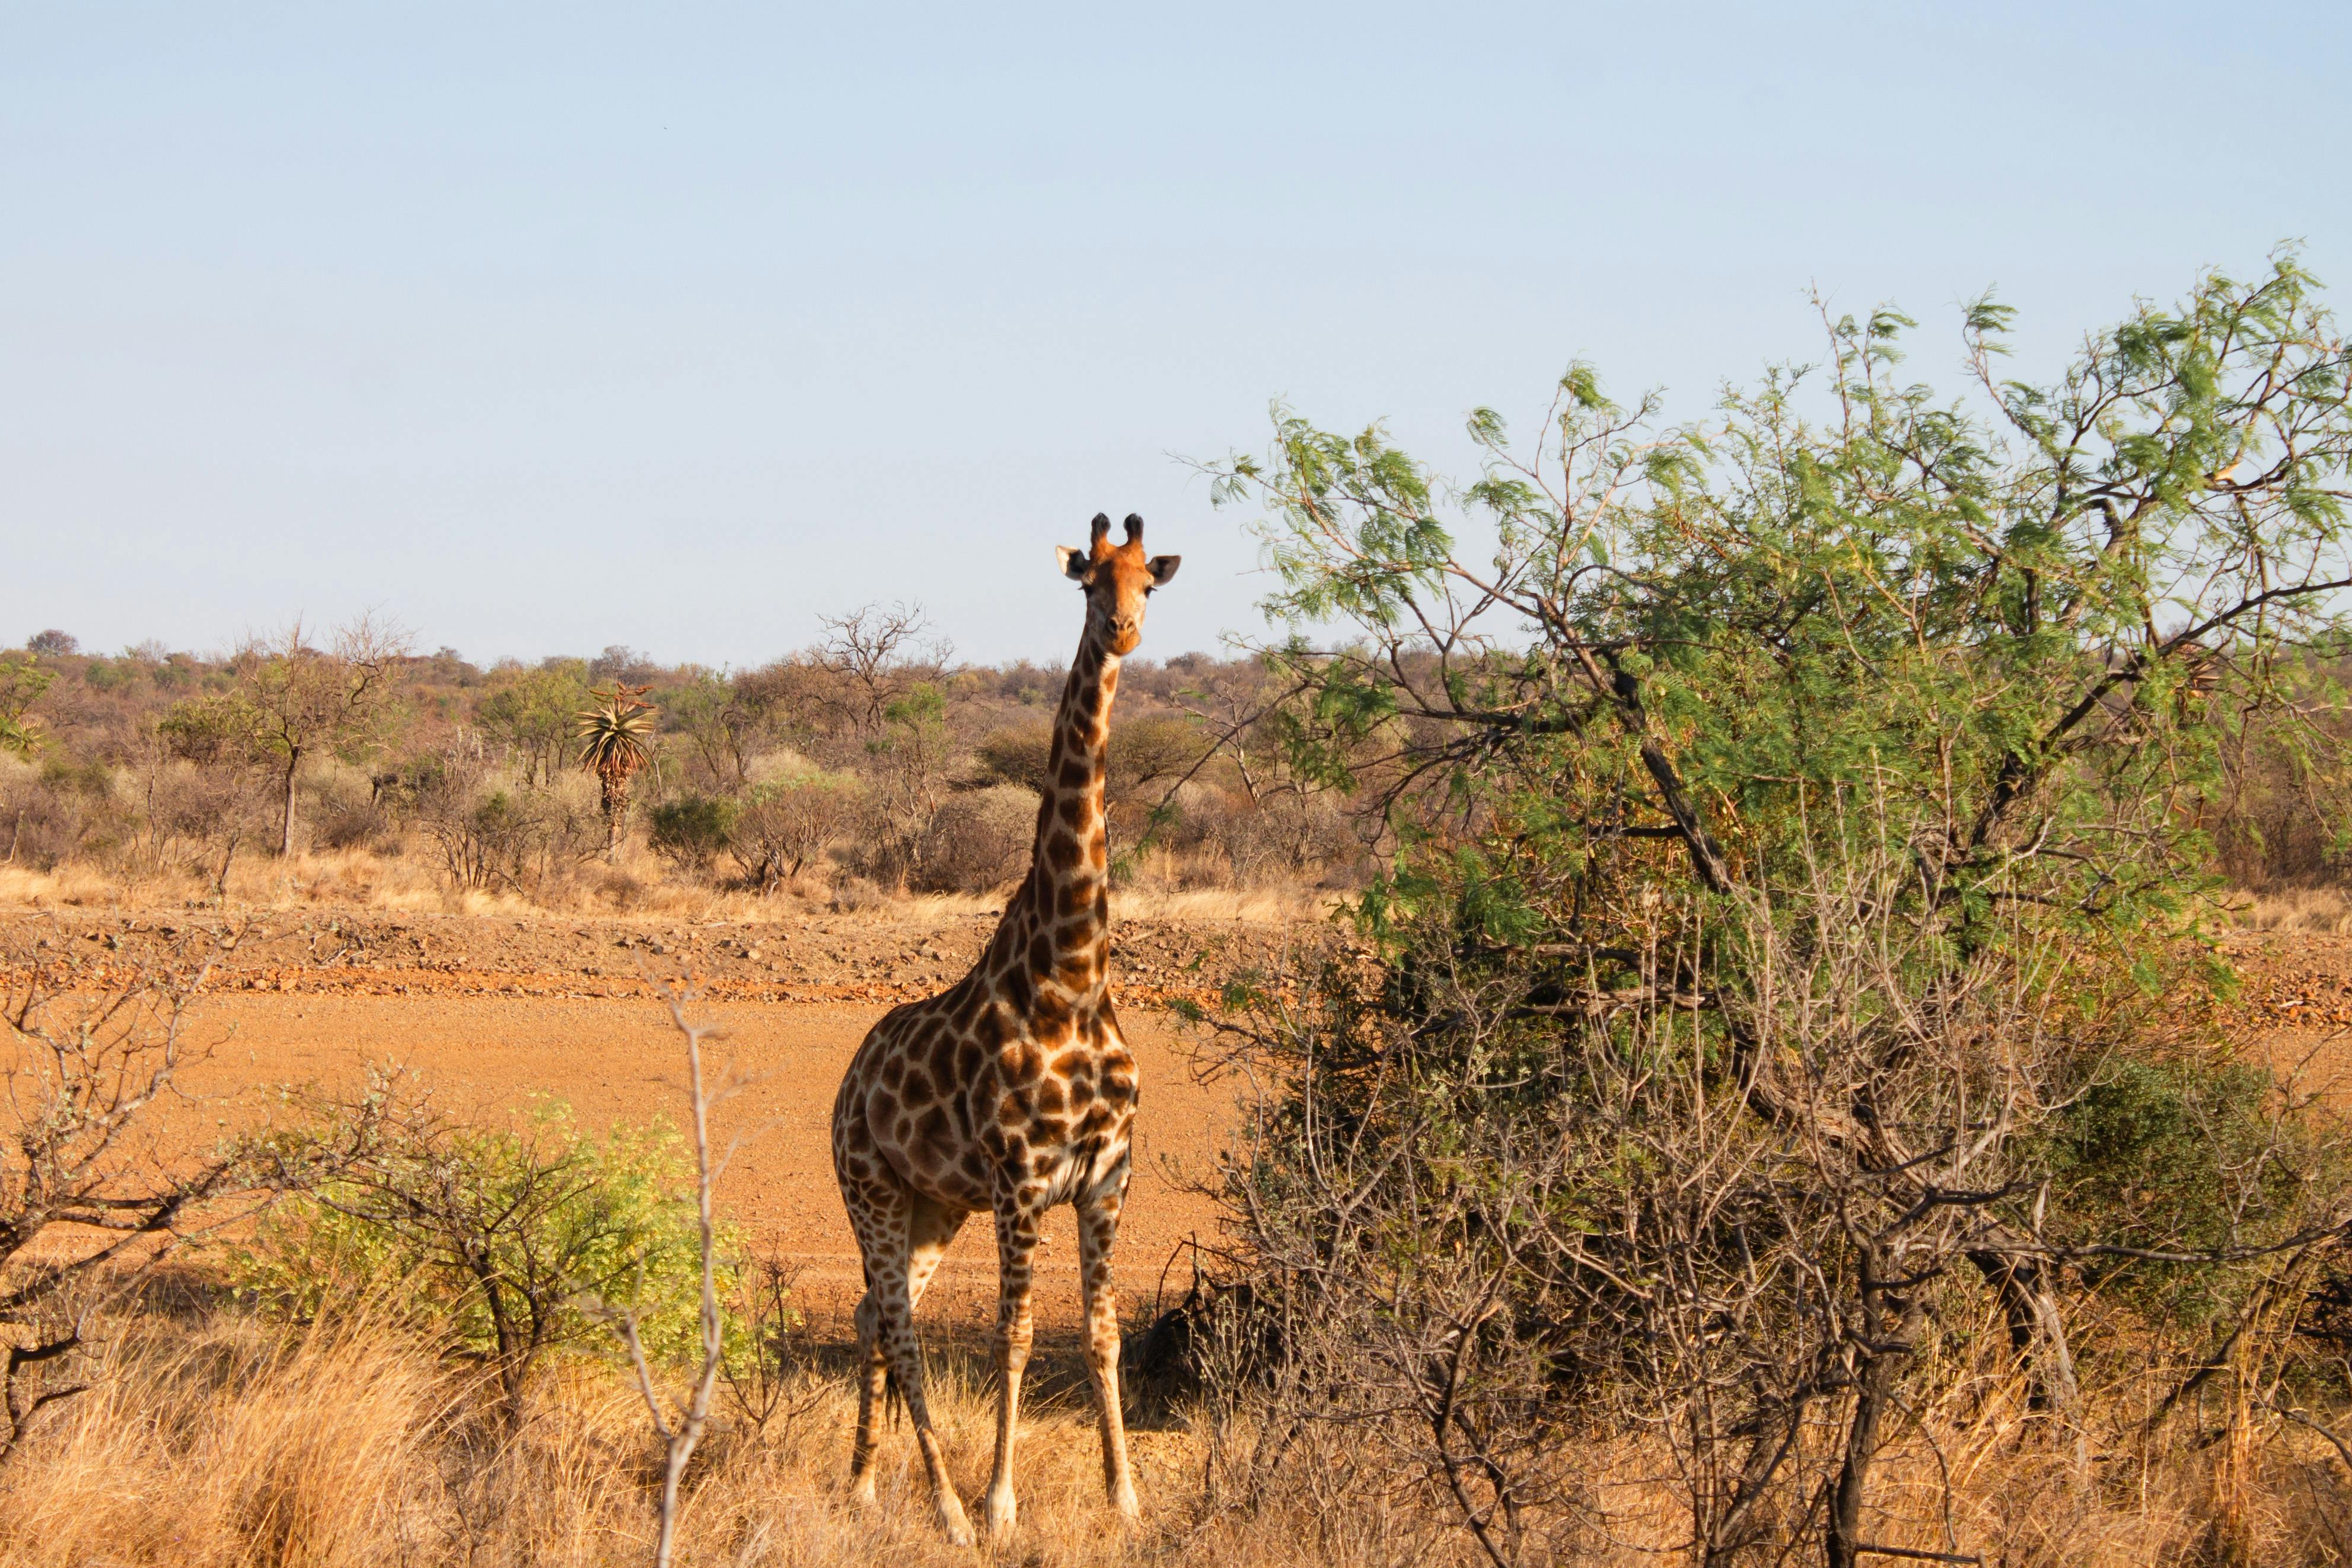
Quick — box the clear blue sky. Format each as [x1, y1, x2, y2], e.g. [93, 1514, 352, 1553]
[4, 2, 2346, 666]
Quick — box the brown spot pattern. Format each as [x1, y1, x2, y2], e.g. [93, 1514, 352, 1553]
[832, 518, 1169, 1538]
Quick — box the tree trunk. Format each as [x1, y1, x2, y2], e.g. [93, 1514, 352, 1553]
[1703, 1391, 1812, 1567]
[655, 1436, 692, 1568]
[278, 748, 301, 856]
[1827, 1258, 1926, 1568]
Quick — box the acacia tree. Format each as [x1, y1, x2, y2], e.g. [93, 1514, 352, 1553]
[817, 601, 950, 736]
[152, 693, 278, 895]
[731, 656, 836, 750]
[868, 681, 952, 887]
[476, 662, 592, 786]
[576, 683, 659, 856]
[662, 668, 766, 795]
[233, 616, 410, 856]
[1197, 253, 2352, 1561]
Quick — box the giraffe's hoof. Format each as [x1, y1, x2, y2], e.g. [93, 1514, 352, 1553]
[982, 1486, 1017, 1540]
[1110, 1484, 1141, 1525]
[938, 1494, 977, 1548]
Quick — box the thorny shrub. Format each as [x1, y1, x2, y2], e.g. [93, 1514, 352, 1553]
[1177, 253, 2352, 1564]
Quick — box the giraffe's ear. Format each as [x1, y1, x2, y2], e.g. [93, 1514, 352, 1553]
[1056, 546, 1092, 582]
[1147, 554, 1181, 587]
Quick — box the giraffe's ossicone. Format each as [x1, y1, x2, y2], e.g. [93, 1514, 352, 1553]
[831, 512, 1179, 1545]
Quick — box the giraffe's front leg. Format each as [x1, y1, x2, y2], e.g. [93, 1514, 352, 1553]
[1078, 1169, 1140, 1520]
[982, 1198, 1041, 1540]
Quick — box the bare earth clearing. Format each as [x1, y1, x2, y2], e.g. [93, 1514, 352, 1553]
[14, 903, 2348, 1329]
[2, 904, 1328, 1328]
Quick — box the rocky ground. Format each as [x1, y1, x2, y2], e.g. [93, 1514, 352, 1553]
[0, 903, 1321, 1005]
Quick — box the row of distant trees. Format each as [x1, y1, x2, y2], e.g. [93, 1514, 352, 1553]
[5, 617, 412, 885]
[0, 604, 1361, 899]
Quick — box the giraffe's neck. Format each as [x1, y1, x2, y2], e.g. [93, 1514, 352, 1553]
[993, 624, 1118, 1000]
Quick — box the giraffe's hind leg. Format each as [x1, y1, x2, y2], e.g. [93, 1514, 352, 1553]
[843, 1179, 898, 1509]
[845, 1175, 973, 1541]
[848, 1287, 888, 1506]
[905, 1194, 967, 1312]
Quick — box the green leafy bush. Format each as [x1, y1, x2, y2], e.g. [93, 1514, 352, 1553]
[648, 792, 737, 877]
[236, 1091, 738, 1414]
[2037, 1052, 2334, 1322]
[1182, 253, 2352, 1560]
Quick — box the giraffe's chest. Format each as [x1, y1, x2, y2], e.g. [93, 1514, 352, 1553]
[976, 1030, 1138, 1202]
[850, 996, 1138, 1211]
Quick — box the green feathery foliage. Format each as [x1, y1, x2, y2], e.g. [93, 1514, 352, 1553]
[1190, 251, 2352, 1561]
[0, 655, 56, 758]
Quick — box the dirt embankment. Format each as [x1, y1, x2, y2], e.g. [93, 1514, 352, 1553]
[0, 904, 1313, 1007]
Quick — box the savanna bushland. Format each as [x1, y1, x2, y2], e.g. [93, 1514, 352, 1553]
[5, 254, 2352, 1566]
[0, 600, 1358, 912]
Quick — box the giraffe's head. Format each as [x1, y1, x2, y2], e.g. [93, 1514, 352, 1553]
[1056, 513, 1179, 657]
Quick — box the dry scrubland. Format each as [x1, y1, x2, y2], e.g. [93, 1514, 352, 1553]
[0, 619, 1363, 920]
[8, 663, 2352, 1560]
[18, 259, 2352, 1564]
[0, 891, 2350, 1566]
[0, 624, 1371, 1563]
[4, 747, 2352, 1562]
[4, 1286, 2342, 1568]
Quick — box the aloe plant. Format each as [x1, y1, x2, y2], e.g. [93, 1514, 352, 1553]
[576, 683, 659, 855]
[0, 654, 54, 759]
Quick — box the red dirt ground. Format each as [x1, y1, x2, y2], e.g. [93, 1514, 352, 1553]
[19, 905, 2344, 1331]
[2, 906, 1321, 1327]
[177, 993, 1234, 1325]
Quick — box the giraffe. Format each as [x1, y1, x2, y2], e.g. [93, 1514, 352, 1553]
[830, 511, 1180, 1544]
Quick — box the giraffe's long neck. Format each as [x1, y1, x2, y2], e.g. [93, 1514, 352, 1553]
[993, 623, 1118, 1003]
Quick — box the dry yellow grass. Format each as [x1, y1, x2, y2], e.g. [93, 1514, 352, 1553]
[2230, 885, 2352, 935]
[0, 1299, 1223, 1568]
[0, 846, 773, 922]
[0, 846, 1325, 928]
[1, 1289, 2340, 1568]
